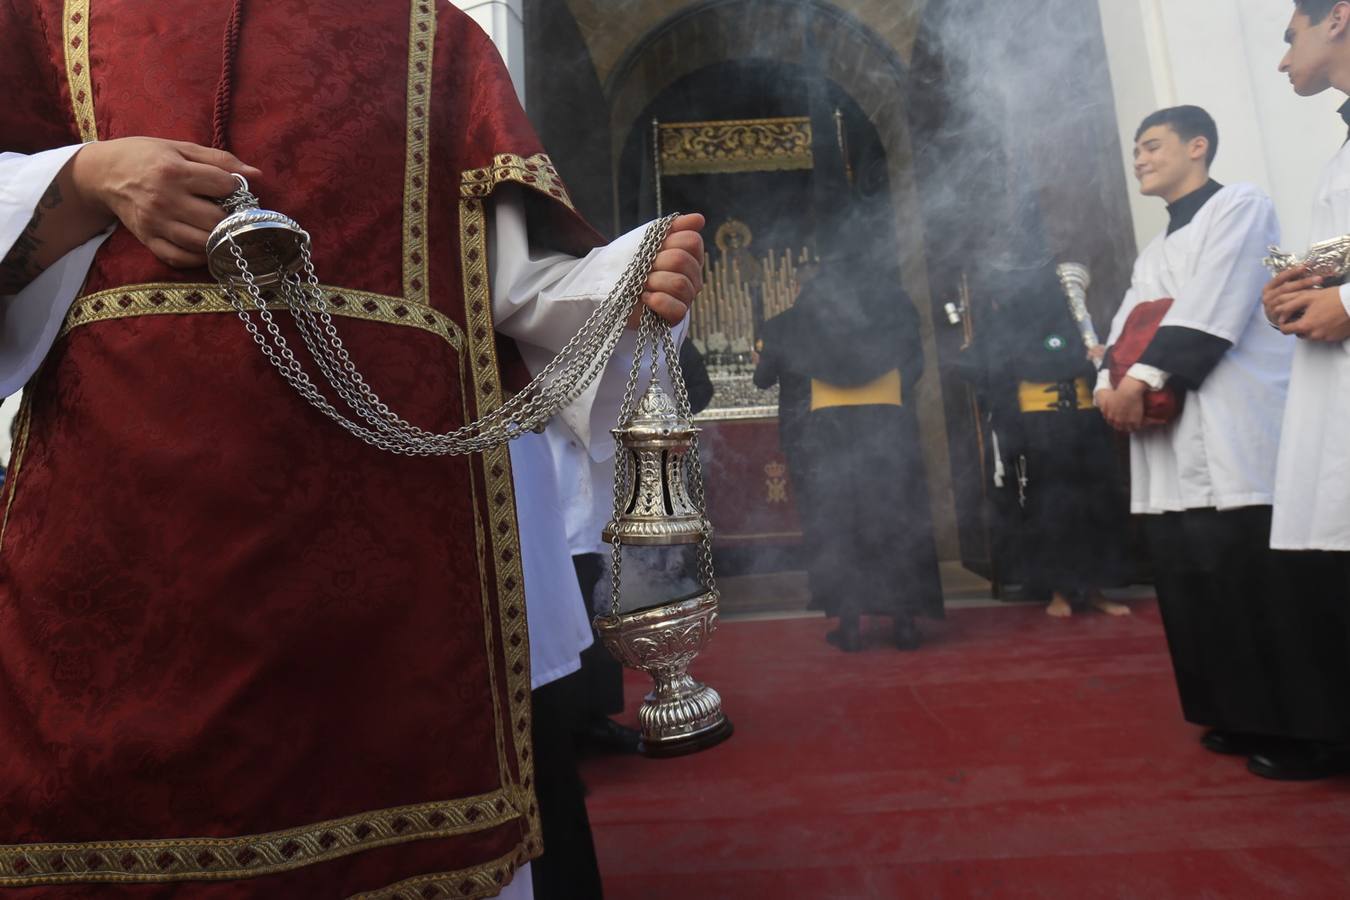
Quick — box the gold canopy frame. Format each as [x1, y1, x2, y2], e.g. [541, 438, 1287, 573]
[656, 116, 814, 177]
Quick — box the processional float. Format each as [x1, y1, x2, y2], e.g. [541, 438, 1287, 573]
[204, 176, 732, 757]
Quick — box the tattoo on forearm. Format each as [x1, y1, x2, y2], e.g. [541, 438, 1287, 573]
[0, 180, 64, 295]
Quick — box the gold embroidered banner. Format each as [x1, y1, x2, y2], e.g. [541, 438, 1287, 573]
[659, 117, 813, 176]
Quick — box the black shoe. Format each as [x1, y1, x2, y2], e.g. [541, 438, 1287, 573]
[1247, 742, 1350, 781]
[577, 716, 641, 755]
[893, 616, 922, 651]
[825, 618, 862, 652]
[1200, 729, 1283, 757]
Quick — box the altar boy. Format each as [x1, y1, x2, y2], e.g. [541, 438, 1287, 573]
[1251, 0, 1350, 780]
[1094, 106, 1296, 759]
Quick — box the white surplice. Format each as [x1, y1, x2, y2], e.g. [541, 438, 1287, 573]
[1271, 140, 1350, 551]
[1103, 183, 1293, 514]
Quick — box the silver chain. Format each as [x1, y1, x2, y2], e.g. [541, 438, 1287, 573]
[608, 308, 658, 614]
[220, 214, 679, 456]
[660, 321, 716, 597]
[606, 306, 716, 616]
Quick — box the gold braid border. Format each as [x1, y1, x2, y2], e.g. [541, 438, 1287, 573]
[402, 0, 434, 303]
[454, 151, 577, 851]
[458, 195, 537, 844]
[0, 794, 517, 887]
[461, 154, 575, 211]
[58, 283, 465, 350]
[63, 0, 95, 142]
[347, 844, 530, 900]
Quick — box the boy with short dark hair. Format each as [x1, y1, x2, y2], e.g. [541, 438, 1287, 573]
[1095, 106, 1296, 761]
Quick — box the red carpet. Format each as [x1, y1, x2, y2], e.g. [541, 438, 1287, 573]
[580, 601, 1350, 899]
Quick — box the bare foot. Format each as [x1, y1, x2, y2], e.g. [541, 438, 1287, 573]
[1088, 594, 1131, 617]
[1046, 593, 1073, 618]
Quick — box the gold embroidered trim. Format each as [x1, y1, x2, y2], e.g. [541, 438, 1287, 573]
[347, 844, 530, 900]
[0, 793, 518, 887]
[407, 0, 521, 832]
[0, 393, 34, 554]
[658, 117, 814, 175]
[461, 153, 576, 211]
[58, 283, 464, 351]
[402, 0, 435, 304]
[63, 0, 96, 142]
[458, 195, 537, 841]
[469, 436, 513, 791]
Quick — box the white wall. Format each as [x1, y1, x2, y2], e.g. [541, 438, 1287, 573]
[1099, 0, 1344, 252]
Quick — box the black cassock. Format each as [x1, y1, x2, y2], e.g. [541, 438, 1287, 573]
[756, 279, 943, 623]
[964, 266, 1130, 601]
[754, 307, 811, 504]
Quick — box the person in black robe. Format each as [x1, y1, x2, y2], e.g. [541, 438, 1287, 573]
[966, 264, 1131, 616]
[679, 338, 715, 415]
[755, 296, 820, 609]
[759, 256, 943, 651]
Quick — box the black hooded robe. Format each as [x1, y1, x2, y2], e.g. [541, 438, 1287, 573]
[974, 268, 1130, 601]
[766, 277, 944, 623]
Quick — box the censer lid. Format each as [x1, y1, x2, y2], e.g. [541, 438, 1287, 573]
[205, 175, 309, 288]
[614, 381, 697, 442]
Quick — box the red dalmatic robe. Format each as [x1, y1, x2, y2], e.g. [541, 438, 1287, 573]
[0, 1, 598, 895]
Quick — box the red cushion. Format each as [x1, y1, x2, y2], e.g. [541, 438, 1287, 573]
[1108, 298, 1184, 427]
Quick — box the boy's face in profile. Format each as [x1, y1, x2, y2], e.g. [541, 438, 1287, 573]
[1280, 8, 1340, 97]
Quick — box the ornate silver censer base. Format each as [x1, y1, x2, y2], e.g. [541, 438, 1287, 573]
[593, 589, 733, 758]
[1264, 235, 1350, 281]
[206, 175, 307, 288]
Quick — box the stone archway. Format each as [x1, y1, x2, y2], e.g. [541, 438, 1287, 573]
[604, 0, 961, 559]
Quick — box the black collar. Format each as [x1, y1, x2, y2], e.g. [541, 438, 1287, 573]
[1166, 179, 1224, 236]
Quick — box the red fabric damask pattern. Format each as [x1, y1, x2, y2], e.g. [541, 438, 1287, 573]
[0, 1, 598, 895]
[1107, 297, 1184, 427]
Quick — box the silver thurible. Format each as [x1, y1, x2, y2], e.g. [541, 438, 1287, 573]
[597, 310, 732, 758]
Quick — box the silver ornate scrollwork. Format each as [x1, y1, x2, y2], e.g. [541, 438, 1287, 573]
[602, 382, 706, 545]
[594, 591, 728, 748]
[1264, 235, 1350, 280]
[1055, 261, 1101, 368]
[595, 305, 731, 757]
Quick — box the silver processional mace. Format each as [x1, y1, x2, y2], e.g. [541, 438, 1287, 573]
[1055, 262, 1101, 370]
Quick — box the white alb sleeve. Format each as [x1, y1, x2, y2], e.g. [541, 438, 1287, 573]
[487, 185, 685, 457]
[1124, 363, 1170, 390]
[0, 146, 112, 396]
[1093, 368, 1112, 396]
